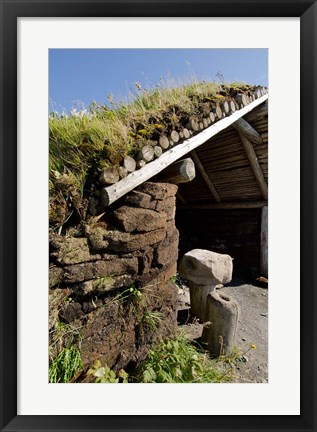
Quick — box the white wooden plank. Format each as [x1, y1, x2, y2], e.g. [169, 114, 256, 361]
[100, 94, 269, 207]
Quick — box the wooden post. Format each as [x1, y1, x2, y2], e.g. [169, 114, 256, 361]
[260, 205, 268, 277]
[157, 158, 195, 184]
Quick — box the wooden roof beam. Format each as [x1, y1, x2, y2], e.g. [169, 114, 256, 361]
[239, 133, 268, 200]
[100, 95, 268, 207]
[176, 191, 187, 204]
[245, 100, 268, 122]
[190, 150, 221, 202]
[232, 118, 263, 145]
[178, 201, 267, 210]
[157, 158, 195, 184]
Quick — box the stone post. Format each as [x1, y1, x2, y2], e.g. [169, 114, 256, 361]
[188, 281, 215, 321]
[178, 249, 233, 322]
[202, 291, 240, 357]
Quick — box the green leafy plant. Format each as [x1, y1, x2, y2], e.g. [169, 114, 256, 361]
[105, 283, 143, 307]
[132, 332, 232, 383]
[128, 284, 143, 301]
[49, 319, 82, 363]
[94, 275, 115, 291]
[49, 345, 83, 383]
[142, 310, 163, 331]
[223, 343, 257, 367]
[170, 274, 182, 286]
[87, 360, 129, 383]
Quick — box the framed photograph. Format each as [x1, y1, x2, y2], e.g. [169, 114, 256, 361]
[1, 1, 316, 431]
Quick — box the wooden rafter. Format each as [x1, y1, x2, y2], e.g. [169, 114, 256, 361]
[157, 158, 195, 184]
[176, 191, 187, 204]
[238, 133, 268, 200]
[100, 95, 268, 207]
[190, 150, 221, 202]
[245, 100, 268, 122]
[232, 118, 263, 145]
[178, 201, 267, 210]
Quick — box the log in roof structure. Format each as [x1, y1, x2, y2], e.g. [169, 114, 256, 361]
[100, 92, 268, 210]
[49, 83, 268, 229]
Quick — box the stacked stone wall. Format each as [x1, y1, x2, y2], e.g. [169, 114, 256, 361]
[49, 182, 179, 373]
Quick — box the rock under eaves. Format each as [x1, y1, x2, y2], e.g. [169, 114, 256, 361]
[178, 249, 233, 285]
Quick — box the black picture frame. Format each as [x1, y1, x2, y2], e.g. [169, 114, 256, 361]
[1, 1, 316, 431]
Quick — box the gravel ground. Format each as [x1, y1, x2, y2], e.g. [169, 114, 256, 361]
[177, 277, 268, 383]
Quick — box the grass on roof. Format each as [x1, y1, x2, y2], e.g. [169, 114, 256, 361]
[49, 77, 254, 230]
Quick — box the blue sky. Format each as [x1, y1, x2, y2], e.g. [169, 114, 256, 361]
[49, 49, 268, 114]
